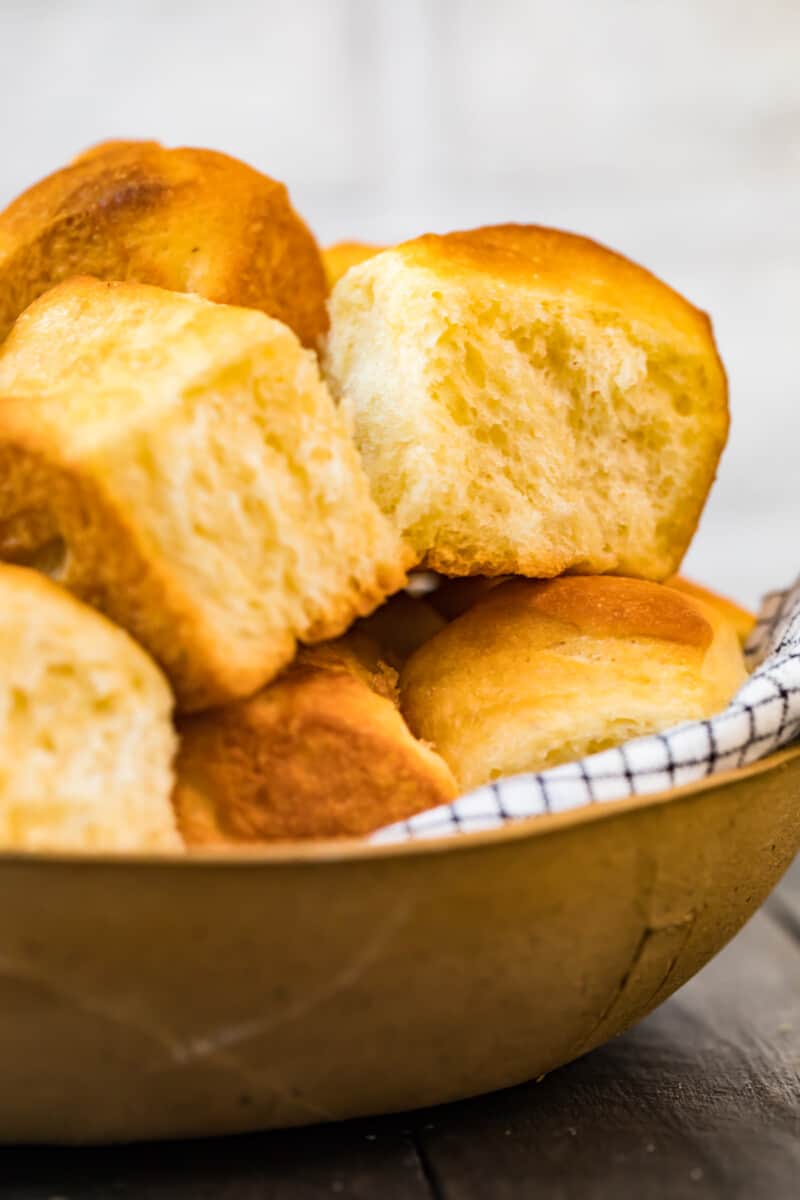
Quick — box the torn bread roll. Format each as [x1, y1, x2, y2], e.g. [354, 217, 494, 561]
[0, 564, 177, 851]
[174, 632, 457, 844]
[325, 224, 728, 580]
[0, 278, 408, 711]
[0, 139, 327, 347]
[400, 577, 747, 792]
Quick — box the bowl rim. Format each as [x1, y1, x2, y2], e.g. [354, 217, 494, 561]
[3, 743, 799, 870]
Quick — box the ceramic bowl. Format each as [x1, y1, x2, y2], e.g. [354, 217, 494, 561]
[2, 745, 799, 1142]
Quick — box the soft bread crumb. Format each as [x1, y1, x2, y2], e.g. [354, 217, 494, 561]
[0, 278, 409, 711]
[0, 564, 177, 851]
[325, 225, 729, 580]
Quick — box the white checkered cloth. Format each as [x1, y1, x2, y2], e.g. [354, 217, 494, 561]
[372, 575, 800, 843]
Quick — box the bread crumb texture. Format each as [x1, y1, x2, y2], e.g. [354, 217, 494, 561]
[0, 278, 408, 710]
[0, 564, 177, 851]
[325, 224, 729, 580]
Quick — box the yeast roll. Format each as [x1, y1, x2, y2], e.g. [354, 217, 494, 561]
[326, 225, 728, 580]
[400, 576, 746, 791]
[0, 139, 327, 347]
[174, 632, 457, 843]
[0, 564, 177, 851]
[0, 278, 407, 710]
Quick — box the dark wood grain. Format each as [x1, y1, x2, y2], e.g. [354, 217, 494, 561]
[0, 1125, 433, 1199]
[3, 860, 799, 1200]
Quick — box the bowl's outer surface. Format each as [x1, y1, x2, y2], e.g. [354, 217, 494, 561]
[1, 747, 800, 1143]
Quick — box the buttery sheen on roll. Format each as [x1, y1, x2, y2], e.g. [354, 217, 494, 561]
[325, 225, 729, 580]
[400, 577, 747, 792]
[0, 564, 177, 851]
[174, 631, 457, 843]
[0, 140, 327, 347]
[428, 572, 756, 645]
[0, 278, 408, 711]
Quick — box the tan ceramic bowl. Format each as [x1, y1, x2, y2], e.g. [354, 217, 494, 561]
[2, 745, 800, 1144]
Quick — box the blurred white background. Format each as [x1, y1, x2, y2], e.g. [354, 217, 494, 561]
[1, 0, 797, 607]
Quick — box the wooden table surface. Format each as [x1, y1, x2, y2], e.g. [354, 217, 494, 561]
[4, 859, 799, 1200]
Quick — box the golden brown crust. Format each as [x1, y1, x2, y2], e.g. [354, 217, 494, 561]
[667, 575, 755, 647]
[429, 574, 753, 650]
[323, 241, 383, 289]
[0, 139, 327, 347]
[400, 577, 747, 791]
[174, 635, 458, 843]
[506, 576, 715, 649]
[403, 225, 719, 346]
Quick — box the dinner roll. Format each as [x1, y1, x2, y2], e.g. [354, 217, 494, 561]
[400, 577, 746, 792]
[323, 241, 383, 289]
[667, 575, 755, 647]
[325, 224, 728, 580]
[0, 139, 327, 347]
[174, 633, 457, 843]
[0, 564, 177, 851]
[0, 278, 408, 711]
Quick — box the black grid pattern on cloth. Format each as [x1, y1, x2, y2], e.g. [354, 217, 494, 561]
[372, 573, 800, 843]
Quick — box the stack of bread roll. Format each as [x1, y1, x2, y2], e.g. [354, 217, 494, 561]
[0, 140, 753, 850]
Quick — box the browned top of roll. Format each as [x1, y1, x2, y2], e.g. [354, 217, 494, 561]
[174, 633, 458, 844]
[400, 576, 747, 792]
[0, 139, 327, 347]
[402, 223, 719, 346]
[513, 576, 715, 648]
